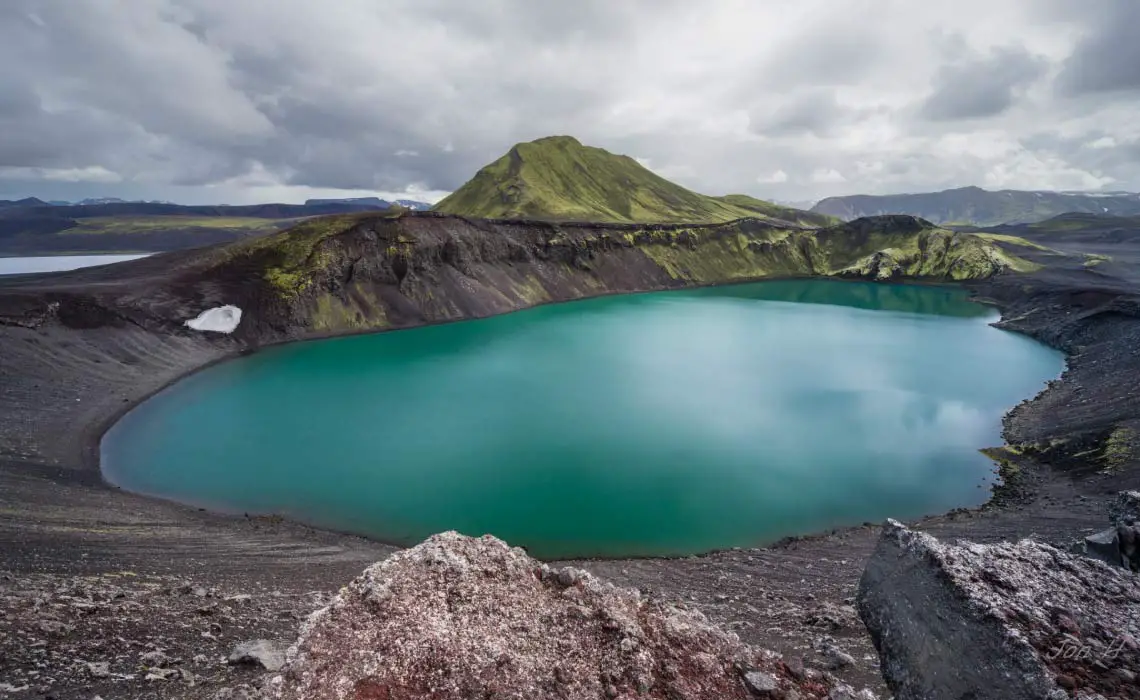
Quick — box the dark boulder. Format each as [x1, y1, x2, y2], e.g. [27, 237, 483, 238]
[1082, 491, 1140, 571]
[1085, 527, 1126, 568]
[858, 520, 1140, 700]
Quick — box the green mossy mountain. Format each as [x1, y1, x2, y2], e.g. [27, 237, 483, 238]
[433, 136, 832, 227]
[812, 186, 1140, 226]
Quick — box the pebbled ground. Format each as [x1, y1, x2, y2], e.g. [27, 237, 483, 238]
[1, 216, 1139, 698]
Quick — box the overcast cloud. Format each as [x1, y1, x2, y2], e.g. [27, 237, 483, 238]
[0, 0, 1137, 205]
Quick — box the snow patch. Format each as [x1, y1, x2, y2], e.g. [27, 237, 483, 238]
[185, 305, 242, 334]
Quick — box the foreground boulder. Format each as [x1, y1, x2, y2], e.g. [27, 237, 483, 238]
[858, 520, 1140, 700]
[269, 532, 842, 700]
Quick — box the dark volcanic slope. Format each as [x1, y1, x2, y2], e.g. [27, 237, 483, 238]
[2, 211, 1139, 698]
[972, 216, 1140, 452]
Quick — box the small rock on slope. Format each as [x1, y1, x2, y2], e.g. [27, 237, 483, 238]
[229, 639, 286, 672]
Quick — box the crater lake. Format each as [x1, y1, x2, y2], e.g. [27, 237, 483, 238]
[101, 280, 1064, 558]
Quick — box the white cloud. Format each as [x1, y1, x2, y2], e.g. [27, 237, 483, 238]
[0, 165, 122, 183]
[811, 168, 847, 184]
[203, 183, 450, 206]
[0, 0, 1134, 204]
[983, 159, 1116, 191]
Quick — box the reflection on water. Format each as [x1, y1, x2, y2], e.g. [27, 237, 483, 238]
[686, 278, 992, 316]
[102, 280, 1063, 558]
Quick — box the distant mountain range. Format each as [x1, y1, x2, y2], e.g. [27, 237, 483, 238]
[0, 198, 404, 256]
[0, 196, 431, 211]
[811, 186, 1140, 226]
[9, 175, 1140, 259]
[0, 197, 47, 209]
[305, 197, 432, 210]
[393, 199, 433, 210]
[433, 135, 833, 227]
[774, 199, 820, 211]
[0, 197, 178, 207]
[306, 196, 388, 207]
[72, 197, 176, 206]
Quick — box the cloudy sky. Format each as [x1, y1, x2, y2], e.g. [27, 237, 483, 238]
[1, 0, 1137, 205]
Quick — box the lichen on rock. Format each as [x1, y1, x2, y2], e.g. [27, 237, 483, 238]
[269, 531, 845, 700]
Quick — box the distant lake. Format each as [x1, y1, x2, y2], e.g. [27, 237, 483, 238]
[0, 254, 148, 275]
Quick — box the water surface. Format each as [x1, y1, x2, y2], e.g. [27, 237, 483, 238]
[0, 254, 148, 275]
[102, 280, 1063, 558]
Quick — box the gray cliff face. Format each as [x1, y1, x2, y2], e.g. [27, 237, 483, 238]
[857, 520, 1140, 700]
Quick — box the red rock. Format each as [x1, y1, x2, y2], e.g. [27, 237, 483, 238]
[270, 532, 849, 700]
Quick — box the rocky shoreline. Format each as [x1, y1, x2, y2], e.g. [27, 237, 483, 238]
[2, 213, 1139, 698]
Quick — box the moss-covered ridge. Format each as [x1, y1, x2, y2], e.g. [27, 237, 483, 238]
[200, 212, 1036, 342]
[433, 136, 833, 227]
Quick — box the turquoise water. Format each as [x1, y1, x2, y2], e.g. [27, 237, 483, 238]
[101, 280, 1063, 558]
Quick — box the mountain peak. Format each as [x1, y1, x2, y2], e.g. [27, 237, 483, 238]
[0, 196, 46, 209]
[434, 137, 830, 226]
[508, 135, 589, 163]
[526, 135, 582, 147]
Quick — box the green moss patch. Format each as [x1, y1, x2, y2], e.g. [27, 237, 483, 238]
[63, 215, 299, 235]
[972, 232, 1055, 252]
[311, 287, 389, 332]
[1103, 427, 1136, 472]
[217, 213, 379, 299]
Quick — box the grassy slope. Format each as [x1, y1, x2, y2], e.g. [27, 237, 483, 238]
[636, 219, 1041, 285]
[712, 194, 837, 227]
[1024, 212, 1140, 232]
[434, 136, 822, 226]
[0, 214, 310, 255]
[214, 212, 398, 299]
[62, 216, 301, 235]
[971, 232, 1056, 252]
